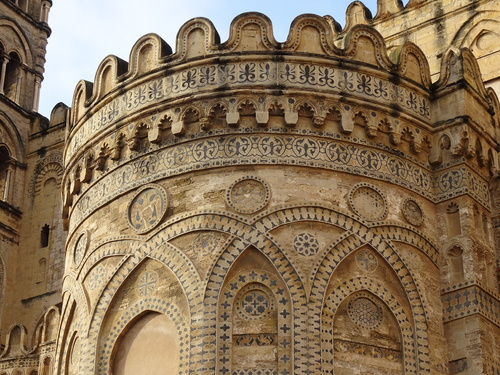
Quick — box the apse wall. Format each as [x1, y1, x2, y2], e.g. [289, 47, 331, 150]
[56, 12, 500, 375]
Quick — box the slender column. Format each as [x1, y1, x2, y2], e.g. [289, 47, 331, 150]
[40, 1, 50, 22]
[14, 75, 22, 104]
[3, 166, 11, 201]
[33, 77, 41, 112]
[0, 57, 8, 95]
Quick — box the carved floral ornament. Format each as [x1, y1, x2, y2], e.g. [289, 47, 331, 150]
[63, 131, 491, 235]
[69, 17, 437, 122]
[402, 197, 424, 226]
[66, 58, 431, 162]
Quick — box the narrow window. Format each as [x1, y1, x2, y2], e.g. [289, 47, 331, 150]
[0, 146, 10, 201]
[40, 224, 50, 247]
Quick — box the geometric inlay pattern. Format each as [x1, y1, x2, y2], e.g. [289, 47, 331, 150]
[88, 264, 106, 291]
[235, 284, 275, 321]
[218, 269, 292, 375]
[355, 248, 379, 272]
[347, 294, 383, 329]
[232, 370, 277, 375]
[135, 271, 158, 298]
[293, 233, 320, 256]
[68, 134, 491, 233]
[191, 232, 222, 257]
[348, 183, 387, 221]
[226, 176, 270, 214]
[441, 283, 500, 325]
[402, 197, 424, 226]
[127, 184, 168, 234]
[334, 339, 401, 362]
[67, 60, 432, 161]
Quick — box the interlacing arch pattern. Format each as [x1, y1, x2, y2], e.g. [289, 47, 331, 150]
[255, 204, 434, 373]
[57, 203, 436, 374]
[58, 236, 200, 374]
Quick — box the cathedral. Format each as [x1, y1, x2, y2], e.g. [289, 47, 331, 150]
[0, 0, 499, 374]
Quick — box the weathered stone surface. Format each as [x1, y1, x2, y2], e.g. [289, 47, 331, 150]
[0, 2, 499, 375]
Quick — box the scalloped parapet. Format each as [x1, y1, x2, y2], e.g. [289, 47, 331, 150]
[66, 13, 435, 159]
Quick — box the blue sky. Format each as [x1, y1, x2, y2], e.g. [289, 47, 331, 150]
[39, 0, 378, 117]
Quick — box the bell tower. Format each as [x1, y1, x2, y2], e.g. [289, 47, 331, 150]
[0, 2, 66, 368]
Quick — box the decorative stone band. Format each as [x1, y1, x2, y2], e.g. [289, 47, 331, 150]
[441, 283, 500, 326]
[66, 132, 490, 234]
[65, 58, 430, 164]
[333, 339, 401, 362]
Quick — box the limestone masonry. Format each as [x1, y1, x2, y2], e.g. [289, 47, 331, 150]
[0, 0, 499, 374]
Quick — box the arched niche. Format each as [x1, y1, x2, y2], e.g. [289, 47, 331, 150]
[4, 52, 22, 103]
[332, 291, 403, 374]
[41, 356, 52, 375]
[217, 246, 293, 375]
[320, 244, 422, 374]
[94, 257, 190, 375]
[112, 312, 180, 375]
[447, 245, 464, 284]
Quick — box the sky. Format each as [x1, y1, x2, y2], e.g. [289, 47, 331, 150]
[38, 0, 379, 117]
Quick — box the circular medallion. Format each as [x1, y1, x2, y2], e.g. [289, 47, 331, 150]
[355, 249, 378, 272]
[293, 233, 320, 257]
[226, 176, 270, 214]
[348, 183, 387, 221]
[136, 271, 158, 298]
[235, 284, 275, 321]
[347, 294, 383, 329]
[127, 184, 168, 234]
[402, 198, 424, 226]
[73, 230, 89, 266]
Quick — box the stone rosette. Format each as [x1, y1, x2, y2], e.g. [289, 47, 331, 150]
[348, 183, 388, 221]
[402, 197, 424, 226]
[347, 293, 384, 329]
[226, 176, 271, 214]
[235, 283, 275, 321]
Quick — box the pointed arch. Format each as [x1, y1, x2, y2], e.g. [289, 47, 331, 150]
[215, 249, 293, 375]
[80, 238, 199, 373]
[0, 19, 34, 67]
[97, 299, 189, 375]
[0, 111, 26, 161]
[322, 277, 412, 373]
[4, 51, 22, 103]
